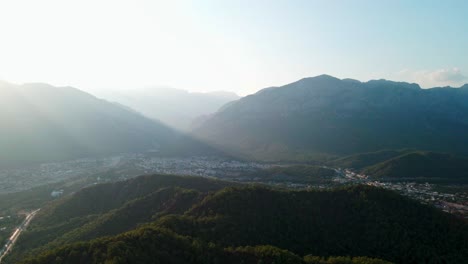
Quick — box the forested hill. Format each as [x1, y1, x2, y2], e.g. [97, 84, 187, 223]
[362, 151, 468, 181]
[6, 175, 237, 263]
[0, 82, 217, 167]
[21, 228, 392, 264]
[330, 149, 413, 170]
[331, 150, 468, 182]
[193, 75, 468, 161]
[158, 186, 468, 263]
[7, 175, 468, 264]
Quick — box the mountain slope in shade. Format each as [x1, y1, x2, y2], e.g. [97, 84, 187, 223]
[193, 75, 468, 161]
[158, 185, 468, 263]
[361, 151, 468, 181]
[329, 150, 468, 182]
[99, 86, 240, 131]
[0, 82, 212, 166]
[329, 150, 414, 170]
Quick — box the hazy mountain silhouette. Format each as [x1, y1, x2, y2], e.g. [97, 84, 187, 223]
[194, 75, 468, 161]
[0, 82, 215, 166]
[99, 86, 240, 131]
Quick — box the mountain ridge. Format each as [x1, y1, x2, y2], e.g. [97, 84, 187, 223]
[193, 75, 468, 161]
[0, 82, 217, 166]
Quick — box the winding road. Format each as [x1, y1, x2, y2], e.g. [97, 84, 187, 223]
[0, 209, 40, 263]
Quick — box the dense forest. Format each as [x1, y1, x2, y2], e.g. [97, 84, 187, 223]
[243, 165, 336, 184]
[157, 186, 468, 263]
[21, 227, 391, 264]
[4, 174, 467, 264]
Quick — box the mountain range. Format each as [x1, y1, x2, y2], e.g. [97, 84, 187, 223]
[0, 82, 215, 167]
[194, 75, 468, 161]
[98, 86, 240, 131]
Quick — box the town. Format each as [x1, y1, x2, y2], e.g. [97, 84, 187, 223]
[338, 169, 468, 219]
[0, 154, 271, 194]
[1, 155, 467, 219]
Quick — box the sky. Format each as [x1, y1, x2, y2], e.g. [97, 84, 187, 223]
[0, 0, 467, 95]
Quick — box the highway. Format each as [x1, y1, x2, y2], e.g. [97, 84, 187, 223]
[0, 209, 40, 263]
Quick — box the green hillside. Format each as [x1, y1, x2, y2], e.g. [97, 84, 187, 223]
[21, 227, 391, 264]
[362, 151, 468, 182]
[6, 175, 234, 262]
[5, 175, 467, 264]
[158, 186, 468, 263]
[246, 165, 336, 184]
[329, 150, 413, 170]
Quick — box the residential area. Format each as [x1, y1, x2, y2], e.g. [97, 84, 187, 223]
[1, 155, 466, 219]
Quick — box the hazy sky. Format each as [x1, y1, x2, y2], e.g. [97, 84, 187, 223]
[0, 0, 467, 95]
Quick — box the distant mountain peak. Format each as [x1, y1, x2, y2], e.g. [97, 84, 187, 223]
[205, 91, 240, 100]
[99, 86, 241, 131]
[365, 79, 421, 90]
[342, 78, 362, 84]
[365, 79, 421, 89]
[300, 74, 341, 83]
[294, 75, 421, 90]
[313, 74, 340, 79]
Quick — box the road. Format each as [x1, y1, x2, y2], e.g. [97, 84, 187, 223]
[0, 209, 40, 263]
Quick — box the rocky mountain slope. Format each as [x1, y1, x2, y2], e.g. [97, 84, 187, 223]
[194, 75, 468, 161]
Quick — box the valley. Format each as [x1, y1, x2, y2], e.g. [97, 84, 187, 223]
[0, 154, 271, 194]
[1, 144, 467, 263]
[2, 1, 468, 262]
[1, 153, 467, 220]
